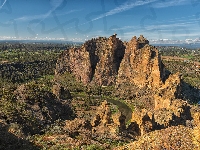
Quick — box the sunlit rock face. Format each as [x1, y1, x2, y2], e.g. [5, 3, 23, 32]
[116, 35, 166, 90]
[53, 34, 200, 150]
[55, 34, 185, 108]
[55, 34, 168, 89]
[55, 34, 182, 108]
[55, 34, 125, 86]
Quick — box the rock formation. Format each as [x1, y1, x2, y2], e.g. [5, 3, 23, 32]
[49, 100, 128, 149]
[116, 35, 166, 90]
[55, 35, 183, 98]
[117, 125, 200, 150]
[91, 100, 112, 127]
[54, 34, 200, 148]
[55, 34, 168, 90]
[55, 35, 183, 107]
[129, 98, 192, 136]
[154, 72, 181, 110]
[11, 82, 74, 134]
[52, 83, 72, 99]
[193, 118, 200, 148]
[91, 100, 126, 134]
[55, 34, 125, 86]
[117, 102, 200, 149]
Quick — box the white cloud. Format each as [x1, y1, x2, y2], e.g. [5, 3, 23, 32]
[15, 9, 81, 22]
[92, 0, 158, 21]
[111, 26, 135, 31]
[153, 0, 189, 8]
[123, 26, 200, 41]
[66, 0, 158, 31]
[117, 13, 200, 40]
[0, 0, 7, 9]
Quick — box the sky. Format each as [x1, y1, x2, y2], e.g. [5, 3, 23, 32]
[0, 0, 200, 42]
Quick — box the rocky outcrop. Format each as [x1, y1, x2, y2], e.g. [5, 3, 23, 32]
[43, 100, 127, 149]
[118, 104, 200, 150]
[154, 72, 181, 110]
[37, 100, 126, 149]
[115, 103, 200, 150]
[52, 83, 72, 99]
[118, 125, 199, 150]
[55, 34, 125, 86]
[91, 100, 112, 127]
[54, 33, 199, 128]
[50, 34, 200, 149]
[64, 118, 92, 145]
[112, 111, 126, 131]
[116, 35, 166, 90]
[10, 82, 74, 134]
[193, 111, 200, 126]
[130, 109, 153, 136]
[55, 45, 91, 84]
[193, 121, 200, 149]
[55, 35, 183, 103]
[91, 100, 126, 135]
[129, 98, 193, 134]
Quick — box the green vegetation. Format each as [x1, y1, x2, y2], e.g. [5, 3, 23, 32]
[0, 42, 74, 149]
[110, 104, 119, 114]
[0, 49, 61, 63]
[159, 46, 200, 104]
[0, 43, 199, 149]
[0, 80, 71, 135]
[0, 42, 71, 63]
[162, 60, 200, 88]
[103, 95, 134, 111]
[83, 145, 104, 150]
[159, 46, 200, 60]
[56, 72, 86, 92]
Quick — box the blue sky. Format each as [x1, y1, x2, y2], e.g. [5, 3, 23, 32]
[0, 0, 200, 42]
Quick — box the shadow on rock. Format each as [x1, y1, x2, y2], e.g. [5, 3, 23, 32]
[1, 82, 76, 135]
[0, 122, 40, 150]
[180, 80, 200, 104]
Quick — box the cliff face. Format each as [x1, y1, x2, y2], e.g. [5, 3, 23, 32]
[116, 35, 166, 90]
[154, 72, 181, 110]
[55, 46, 92, 85]
[10, 82, 74, 135]
[55, 34, 183, 107]
[51, 34, 200, 149]
[55, 35, 169, 89]
[55, 34, 125, 86]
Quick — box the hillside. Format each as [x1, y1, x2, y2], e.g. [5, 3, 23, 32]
[52, 34, 200, 149]
[0, 35, 200, 149]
